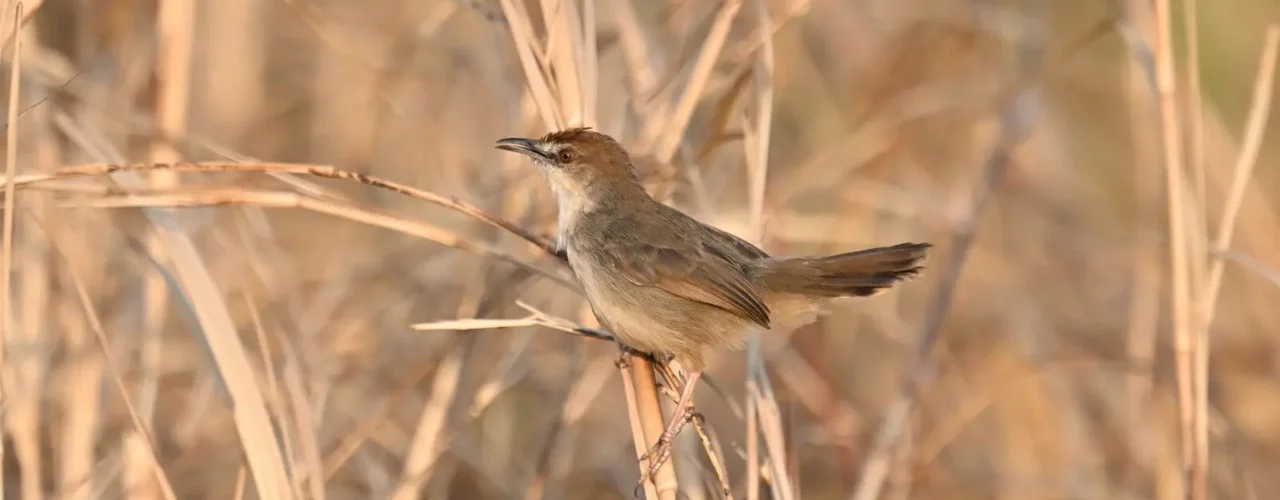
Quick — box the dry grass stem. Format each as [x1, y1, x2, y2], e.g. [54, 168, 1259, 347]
[690, 415, 733, 500]
[389, 336, 469, 499]
[64, 187, 574, 289]
[0, 161, 563, 257]
[1152, 1, 1207, 497]
[0, 4, 19, 500]
[496, 0, 565, 130]
[1218, 250, 1280, 289]
[618, 351, 663, 500]
[647, 0, 743, 162]
[1201, 25, 1279, 322]
[748, 373, 794, 500]
[628, 353, 680, 500]
[152, 233, 294, 499]
[413, 300, 613, 341]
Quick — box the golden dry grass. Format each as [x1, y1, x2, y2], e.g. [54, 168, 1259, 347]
[0, 0, 1278, 499]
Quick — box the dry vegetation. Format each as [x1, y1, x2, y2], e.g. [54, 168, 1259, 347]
[0, 0, 1278, 498]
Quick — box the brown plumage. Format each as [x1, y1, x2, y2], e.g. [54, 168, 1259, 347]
[496, 127, 929, 483]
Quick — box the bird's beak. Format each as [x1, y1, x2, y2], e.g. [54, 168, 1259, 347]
[495, 137, 552, 161]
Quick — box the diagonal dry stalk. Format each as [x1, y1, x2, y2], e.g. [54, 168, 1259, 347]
[690, 412, 733, 498]
[61, 186, 575, 289]
[1201, 26, 1280, 319]
[1, 161, 564, 258]
[6, 161, 580, 294]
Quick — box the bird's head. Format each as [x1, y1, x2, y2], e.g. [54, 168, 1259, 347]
[495, 127, 644, 208]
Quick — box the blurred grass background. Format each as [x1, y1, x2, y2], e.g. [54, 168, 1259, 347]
[1, 0, 1279, 498]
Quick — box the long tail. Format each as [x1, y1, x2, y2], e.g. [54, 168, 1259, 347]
[754, 242, 931, 297]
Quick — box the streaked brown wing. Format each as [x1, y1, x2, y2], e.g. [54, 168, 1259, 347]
[599, 220, 772, 329]
[698, 222, 770, 261]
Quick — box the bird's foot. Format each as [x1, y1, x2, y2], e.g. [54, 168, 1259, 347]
[633, 408, 697, 496]
[633, 435, 673, 497]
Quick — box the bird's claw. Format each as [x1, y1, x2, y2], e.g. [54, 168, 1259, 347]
[632, 429, 674, 496]
[633, 408, 700, 496]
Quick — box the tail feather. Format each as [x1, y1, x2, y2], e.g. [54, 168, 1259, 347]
[754, 242, 931, 297]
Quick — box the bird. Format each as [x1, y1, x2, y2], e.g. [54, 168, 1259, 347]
[495, 127, 929, 485]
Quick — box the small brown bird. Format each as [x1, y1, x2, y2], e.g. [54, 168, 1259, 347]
[497, 127, 929, 479]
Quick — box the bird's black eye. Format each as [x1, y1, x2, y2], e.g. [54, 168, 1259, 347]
[558, 150, 574, 163]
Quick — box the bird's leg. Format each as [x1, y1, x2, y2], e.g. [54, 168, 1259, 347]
[636, 369, 701, 487]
